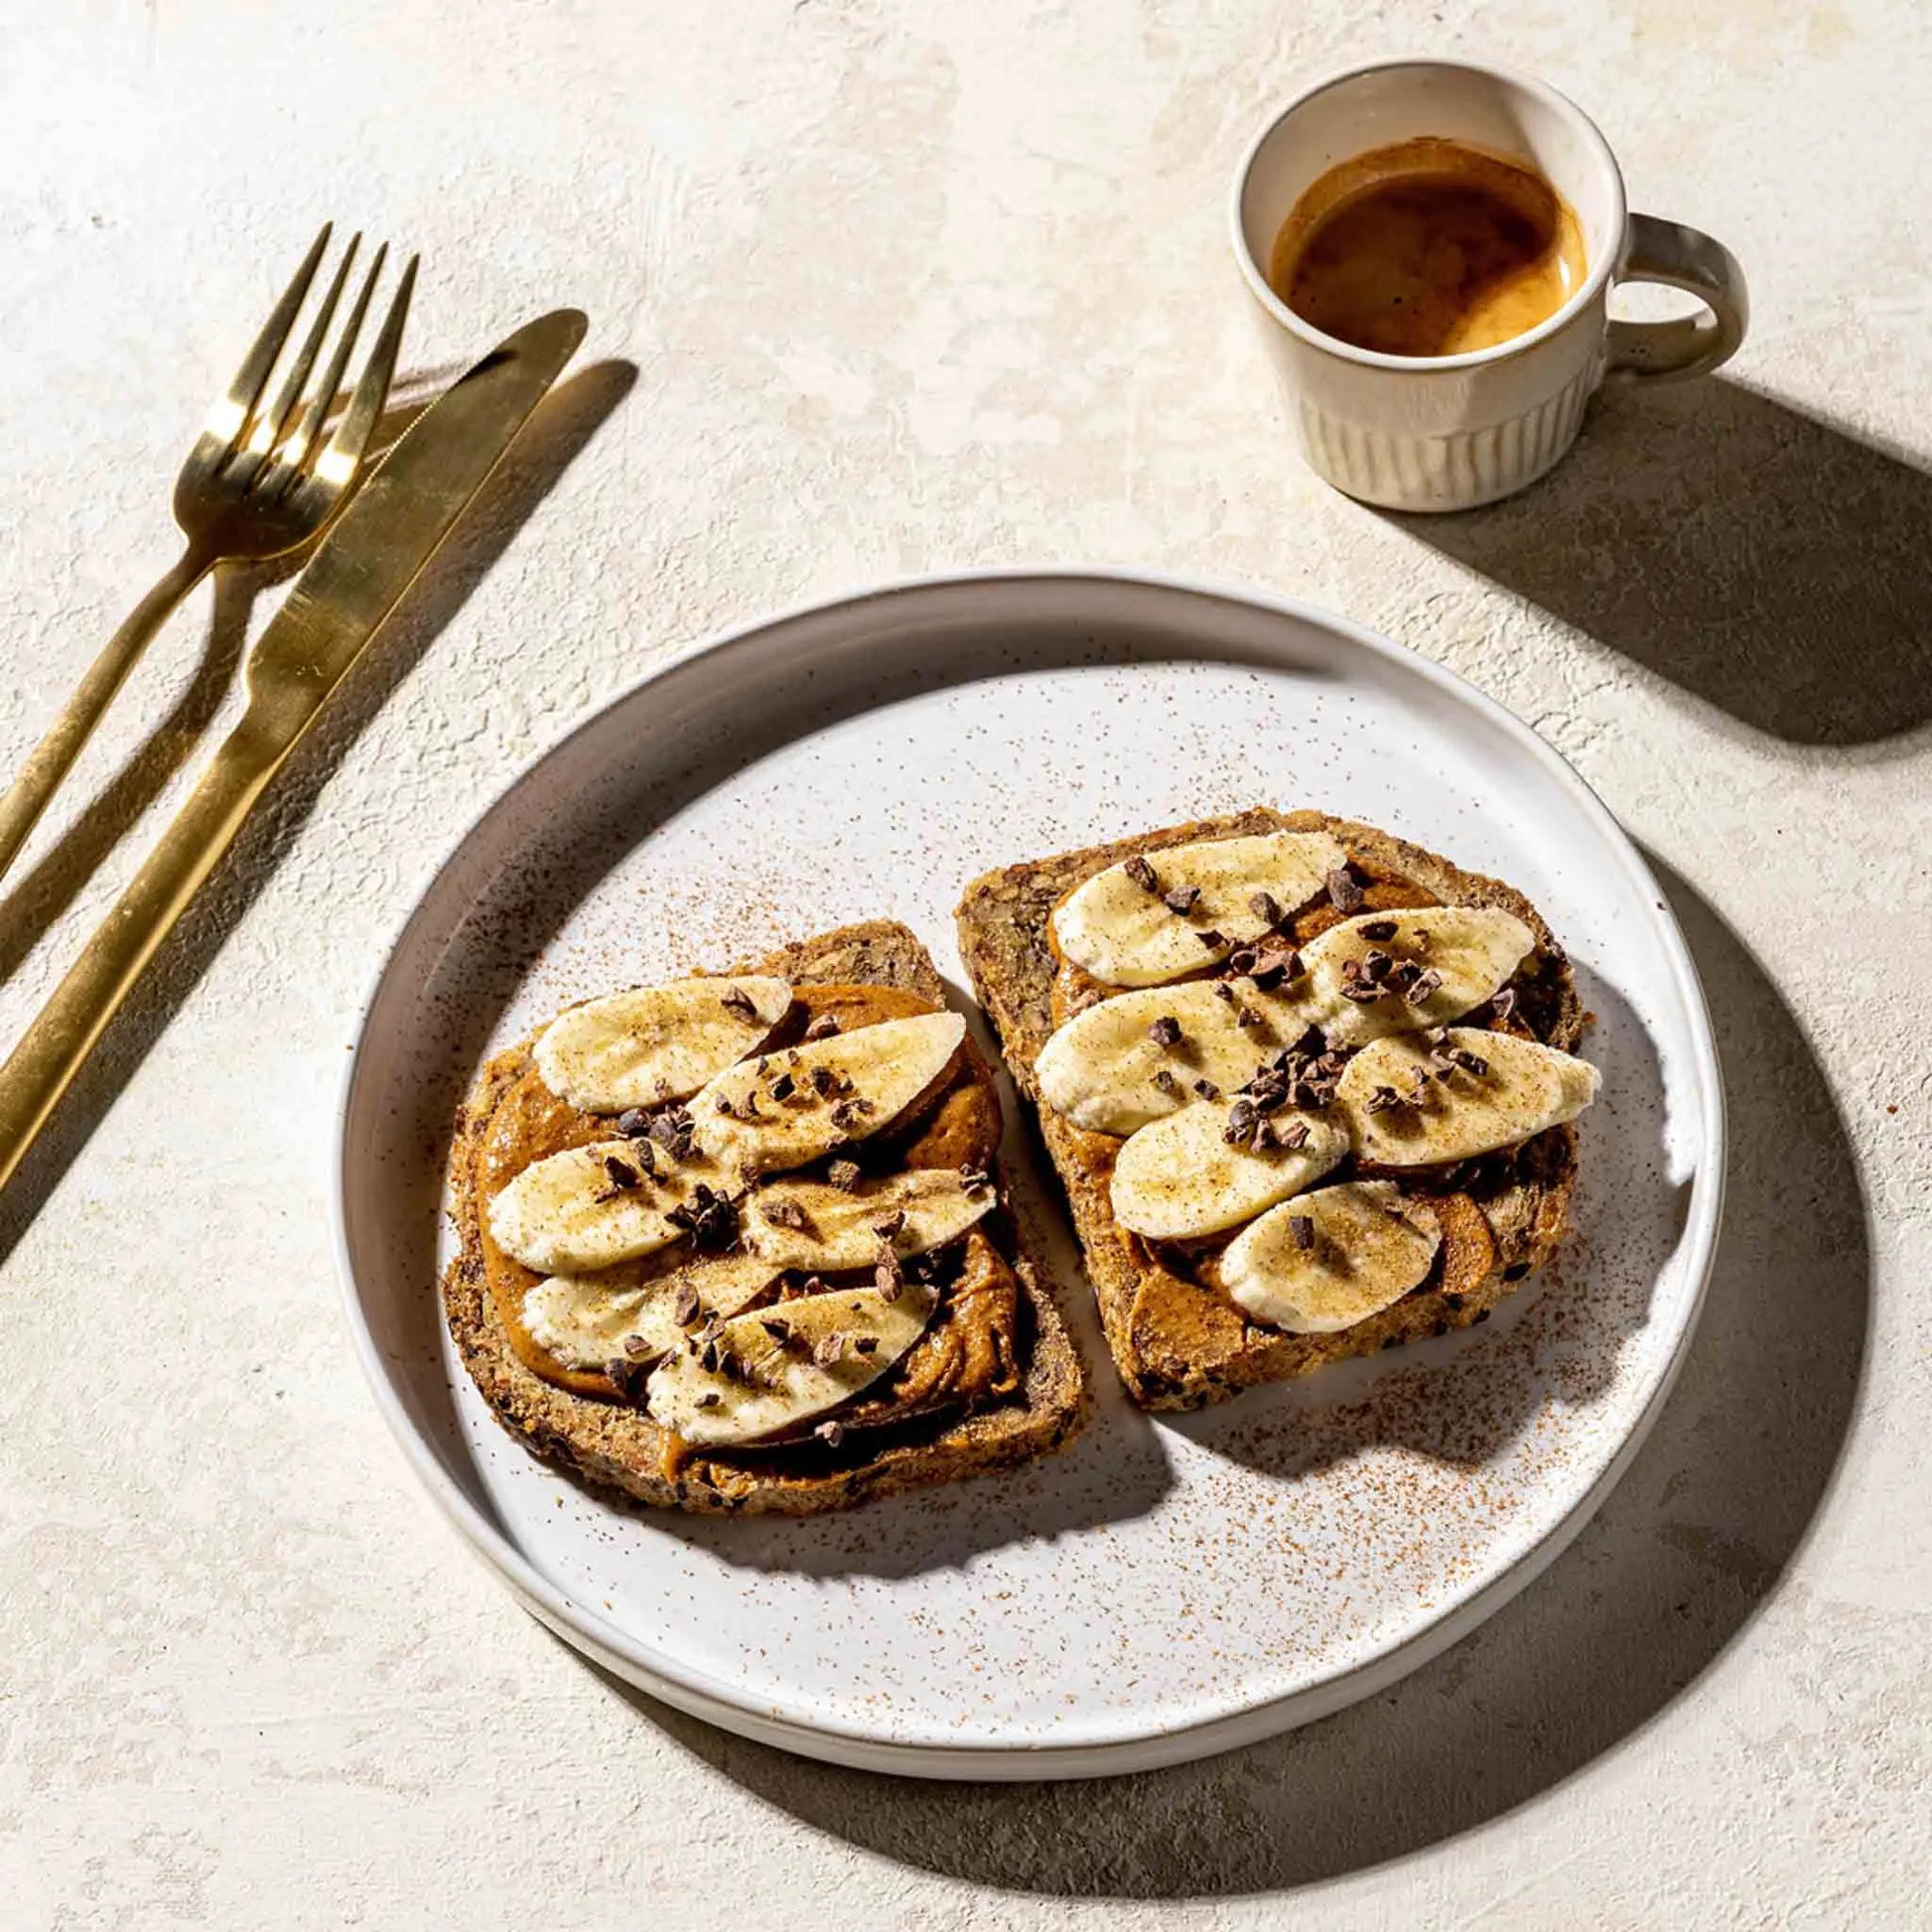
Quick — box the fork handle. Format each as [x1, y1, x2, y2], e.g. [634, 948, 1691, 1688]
[0, 712, 282, 1191]
[0, 546, 212, 888]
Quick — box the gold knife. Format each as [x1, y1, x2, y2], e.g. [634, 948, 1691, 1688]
[0, 308, 589, 1191]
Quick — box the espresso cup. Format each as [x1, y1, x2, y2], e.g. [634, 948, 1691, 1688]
[1231, 60, 1748, 511]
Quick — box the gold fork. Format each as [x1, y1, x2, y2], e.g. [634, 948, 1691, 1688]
[0, 224, 416, 887]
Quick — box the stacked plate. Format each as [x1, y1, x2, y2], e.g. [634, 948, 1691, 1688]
[334, 573, 1722, 1778]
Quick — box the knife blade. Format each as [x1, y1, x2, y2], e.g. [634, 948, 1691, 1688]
[0, 309, 588, 1190]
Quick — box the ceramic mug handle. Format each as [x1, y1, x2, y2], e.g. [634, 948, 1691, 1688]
[1605, 212, 1749, 382]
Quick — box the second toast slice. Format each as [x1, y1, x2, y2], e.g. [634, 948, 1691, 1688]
[957, 808, 1592, 1411]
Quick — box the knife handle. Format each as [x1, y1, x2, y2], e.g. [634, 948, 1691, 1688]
[0, 716, 284, 1190]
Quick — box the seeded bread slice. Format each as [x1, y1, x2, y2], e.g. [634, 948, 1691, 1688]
[444, 921, 1089, 1514]
[956, 809, 1587, 1412]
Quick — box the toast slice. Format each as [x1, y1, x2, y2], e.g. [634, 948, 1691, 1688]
[956, 809, 1587, 1411]
[444, 921, 1088, 1513]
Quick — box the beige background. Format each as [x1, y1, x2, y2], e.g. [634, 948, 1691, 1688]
[2, 2, 1926, 1925]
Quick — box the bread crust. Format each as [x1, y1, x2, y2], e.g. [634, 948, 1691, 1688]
[956, 810, 1587, 1411]
[443, 920, 1089, 1513]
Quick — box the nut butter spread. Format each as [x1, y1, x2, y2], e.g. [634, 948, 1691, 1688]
[476, 980, 1021, 1439]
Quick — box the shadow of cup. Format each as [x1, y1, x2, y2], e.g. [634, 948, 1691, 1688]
[1389, 376, 1931, 751]
[584, 858, 1866, 1897]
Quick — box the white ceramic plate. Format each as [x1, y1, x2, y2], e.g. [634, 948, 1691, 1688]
[334, 571, 1722, 1779]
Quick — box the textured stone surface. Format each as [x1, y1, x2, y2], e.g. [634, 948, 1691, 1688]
[1, 2, 1926, 1926]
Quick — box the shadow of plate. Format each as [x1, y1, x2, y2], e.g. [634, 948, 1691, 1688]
[1391, 377, 1931, 754]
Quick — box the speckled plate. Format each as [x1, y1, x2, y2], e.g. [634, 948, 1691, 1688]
[334, 571, 1723, 1779]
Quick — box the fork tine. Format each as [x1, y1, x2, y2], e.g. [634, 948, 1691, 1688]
[207, 222, 332, 455]
[272, 240, 386, 492]
[239, 232, 360, 483]
[311, 252, 417, 488]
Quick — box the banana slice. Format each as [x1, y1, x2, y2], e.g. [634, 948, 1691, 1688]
[1221, 1182, 1442, 1333]
[1051, 830, 1346, 987]
[521, 1255, 779, 1370]
[1302, 907, 1533, 1045]
[533, 977, 791, 1112]
[1109, 1100, 1348, 1239]
[694, 1011, 965, 1177]
[1035, 981, 1316, 1136]
[646, 1282, 939, 1448]
[742, 1169, 995, 1272]
[1338, 1028, 1599, 1166]
[486, 1141, 733, 1275]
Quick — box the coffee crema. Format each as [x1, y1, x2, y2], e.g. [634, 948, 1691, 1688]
[1270, 137, 1586, 357]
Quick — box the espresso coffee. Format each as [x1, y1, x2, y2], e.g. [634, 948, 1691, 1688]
[1270, 137, 1586, 357]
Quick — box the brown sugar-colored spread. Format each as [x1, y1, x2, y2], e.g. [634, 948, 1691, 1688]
[1043, 850, 1539, 1363]
[474, 979, 1022, 1438]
